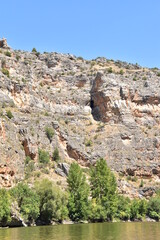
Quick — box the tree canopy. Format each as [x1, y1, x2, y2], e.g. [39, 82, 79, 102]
[67, 162, 90, 221]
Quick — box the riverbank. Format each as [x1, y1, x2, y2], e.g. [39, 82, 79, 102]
[0, 216, 157, 229]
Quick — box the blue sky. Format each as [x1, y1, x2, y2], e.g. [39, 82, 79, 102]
[1, 0, 160, 67]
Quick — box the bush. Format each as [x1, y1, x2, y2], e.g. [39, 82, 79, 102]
[2, 68, 9, 78]
[147, 196, 160, 220]
[116, 196, 131, 220]
[32, 48, 37, 53]
[25, 161, 35, 179]
[157, 72, 160, 77]
[139, 179, 144, 188]
[52, 148, 60, 162]
[16, 54, 20, 61]
[6, 110, 13, 119]
[108, 67, 112, 73]
[25, 156, 32, 165]
[45, 126, 54, 142]
[1, 59, 6, 68]
[119, 69, 124, 75]
[130, 199, 147, 220]
[35, 52, 40, 57]
[85, 139, 92, 147]
[38, 149, 50, 164]
[4, 51, 11, 57]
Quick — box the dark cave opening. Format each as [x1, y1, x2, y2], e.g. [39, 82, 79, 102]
[90, 99, 94, 109]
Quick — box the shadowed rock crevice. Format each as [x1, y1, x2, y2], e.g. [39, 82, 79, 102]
[22, 139, 36, 160]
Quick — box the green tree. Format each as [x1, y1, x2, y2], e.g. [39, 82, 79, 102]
[10, 183, 40, 222]
[90, 158, 117, 221]
[67, 163, 90, 221]
[0, 189, 11, 224]
[35, 179, 68, 222]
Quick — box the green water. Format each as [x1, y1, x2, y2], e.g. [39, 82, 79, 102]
[0, 222, 160, 240]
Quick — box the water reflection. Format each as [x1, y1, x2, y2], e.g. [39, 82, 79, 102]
[0, 222, 160, 240]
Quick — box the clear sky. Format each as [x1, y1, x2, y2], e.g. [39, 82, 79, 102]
[1, 0, 160, 68]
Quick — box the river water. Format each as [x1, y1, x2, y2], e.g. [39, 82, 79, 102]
[0, 222, 160, 240]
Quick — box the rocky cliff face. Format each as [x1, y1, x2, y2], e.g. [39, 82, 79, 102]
[0, 39, 160, 197]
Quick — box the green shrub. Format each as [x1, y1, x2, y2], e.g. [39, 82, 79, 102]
[38, 149, 50, 164]
[25, 160, 35, 179]
[52, 148, 60, 162]
[6, 110, 13, 119]
[10, 101, 15, 108]
[91, 61, 96, 67]
[41, 168, 49, 174]
[116, 196, 131, 220]
[16, 54, 20, 61]
[108, 67, 113, 73]
[1, 59, 6, 68]
[131, 176, 138, 182]
[126, 175, 131, 181]
[130, 199, 147, 220]
[25, 156, 32, 165]
[119, 69, 124, 75]
[32, 48, 37, 53]
[77, 56, 84, 61]
[26, 161, 35, 172]
[85, 139, 92, 147]
[22, 78, 27, 83]
[45, 126, 54, 142]
[35, 52, 40, 57]
[139, 179, 144, 187]
[157, 72, 160, 77]
[4, 51, 11, 57]
[2, 68, 9, 78]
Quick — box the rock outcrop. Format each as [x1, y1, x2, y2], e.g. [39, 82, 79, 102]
[0, 38, 160, 197]
[0, 38, 9, 49]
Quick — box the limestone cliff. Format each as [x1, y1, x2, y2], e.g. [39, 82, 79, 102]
[0, 39, 160, 198]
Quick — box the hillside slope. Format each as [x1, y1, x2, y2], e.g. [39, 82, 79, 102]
[0, 38, 160, 198]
